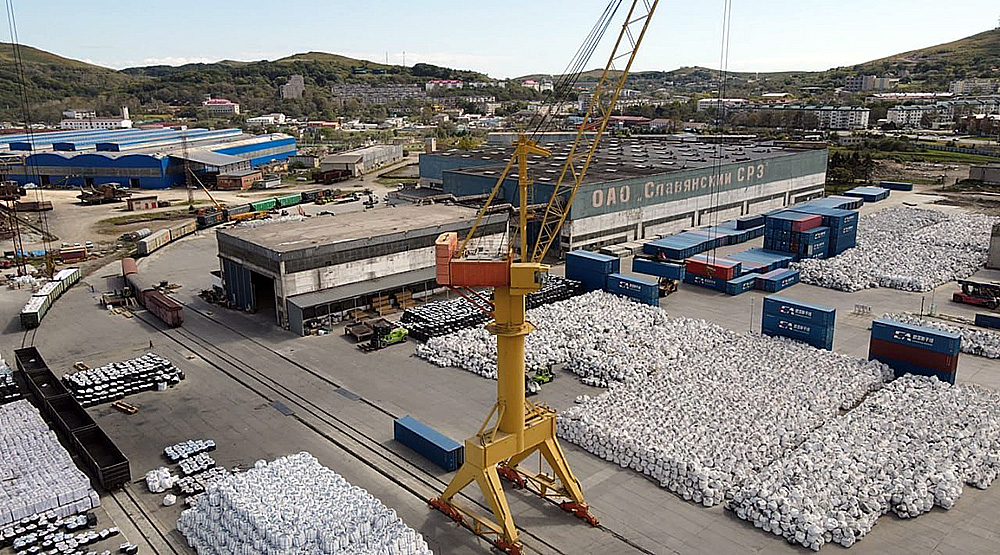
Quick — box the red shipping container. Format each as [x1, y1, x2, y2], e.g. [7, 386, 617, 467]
[685, 260, 738, 281]
[791, 214, 823, 232]
[869, 337, 958, 373]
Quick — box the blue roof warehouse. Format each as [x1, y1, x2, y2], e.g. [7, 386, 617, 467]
[3, 128, 296, 189]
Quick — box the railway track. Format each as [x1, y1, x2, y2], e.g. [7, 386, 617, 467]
[132, 300, 656, 555]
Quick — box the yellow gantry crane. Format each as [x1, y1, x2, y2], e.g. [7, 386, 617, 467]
[430, 2, 659, 553]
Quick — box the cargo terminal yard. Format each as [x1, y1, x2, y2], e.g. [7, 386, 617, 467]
[4, 4, 1000, 555]
[3, 170, 1000, 555]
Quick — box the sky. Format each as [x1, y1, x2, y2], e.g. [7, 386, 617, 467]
[7, 1, 1000, 77]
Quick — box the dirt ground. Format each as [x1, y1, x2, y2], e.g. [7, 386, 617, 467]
[1, 155, 417, 260]
[873, 159, 1000, 216]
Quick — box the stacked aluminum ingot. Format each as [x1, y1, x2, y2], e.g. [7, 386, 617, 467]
[62, 353, 184, 407]
[0, 401, 99, 527]
[177, 452, 432, 554]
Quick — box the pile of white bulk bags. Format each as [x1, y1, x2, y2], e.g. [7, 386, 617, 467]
[177, 452, 432, 555]
[0, 401, 99, 527]
[729, 376, 1000, 551]
[883, 312, 1000, 359]
[556, 326, 891, 508]
[62, 353, 184, 407]
[416, 291, 673, 385]
[794, 208, 998, 292]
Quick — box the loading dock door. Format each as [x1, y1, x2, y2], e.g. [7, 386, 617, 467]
[222, 258, 255, 312]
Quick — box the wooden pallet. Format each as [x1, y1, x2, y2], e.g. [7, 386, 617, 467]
[111, 400, 138, 414]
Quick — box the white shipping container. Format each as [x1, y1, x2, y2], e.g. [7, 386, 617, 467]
[35, 281, 61, 299]
[168, 221, 197, 241]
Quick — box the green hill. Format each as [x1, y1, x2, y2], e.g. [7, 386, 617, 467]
[849, 28, 1000, 83]
[521, 28, 1000, 93]
[4, 27, 998, 123]
[0, 44, 488, 122]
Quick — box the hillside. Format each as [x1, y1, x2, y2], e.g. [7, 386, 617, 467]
[0, 44, 488, 122]
[0, 42, 134, 120]
[4, 27, 999, 123]
[851, 28, 1000, 83]
[521, 28, 1000, 92]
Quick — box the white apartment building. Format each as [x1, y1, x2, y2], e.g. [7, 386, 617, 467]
[949, 79, 999, 95]
[59, 118, 132, 130]
[696, 98, 748, 112]
[425, 80, 463, 92]
[62, 109, 96, 119]
[246, 113, 287, 126]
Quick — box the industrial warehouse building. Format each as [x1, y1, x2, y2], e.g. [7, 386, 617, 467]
[319, 145, 404, 177]
[419, 138, 827, 252]
[3, 128, 296, 189]
[216, 205, 507, 334]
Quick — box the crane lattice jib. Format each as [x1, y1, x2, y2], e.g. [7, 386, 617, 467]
[531, 0, 658, 263]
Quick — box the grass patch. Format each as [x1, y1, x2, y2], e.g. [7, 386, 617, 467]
[872, 150, 1000, 164]
[99, 209, 195, 227]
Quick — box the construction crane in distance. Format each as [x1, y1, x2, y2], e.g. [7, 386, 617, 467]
[430, 2, 659, 553]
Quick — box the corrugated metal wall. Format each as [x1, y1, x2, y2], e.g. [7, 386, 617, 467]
[222, 258, 255, 312]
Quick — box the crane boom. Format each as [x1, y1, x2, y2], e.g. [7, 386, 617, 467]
[531, 0, 658, 263]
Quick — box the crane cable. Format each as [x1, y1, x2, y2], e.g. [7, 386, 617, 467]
[465, 0, 622, 256]
[6, 0, 53, 277]
[707, 0, 733, 262]
[527, 0, 623, 138]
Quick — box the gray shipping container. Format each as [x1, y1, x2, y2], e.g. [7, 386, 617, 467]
[137, 229, 170, 256]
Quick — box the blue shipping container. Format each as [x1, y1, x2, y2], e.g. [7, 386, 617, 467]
[879, 181, 914, 191]
[763, 296, 836, 327]
[394, 416, 464, 472]
[737, 214, 765, 229]
[975, 313, 1000, 329]
[565, 266, 607, 292]
[762, 313, 834, 350]
[566, 250, 619, 274]
[606, 273, 659, 305]
[632, 258, 685, 280]
[870, 319, 961, 356]
[726, 274, 758, 296]
[868, 355, 956, 385]
[683, 272, 727, 292]
[756, 269, 800, 293]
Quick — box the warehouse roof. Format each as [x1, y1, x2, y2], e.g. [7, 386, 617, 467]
[436, 138, 807, 185]
[218, 204, 487, 253]
[172, 150, 245, 167]
[219, 168, 263, 178]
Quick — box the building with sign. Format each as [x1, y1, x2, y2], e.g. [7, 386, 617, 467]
[419, 138, 827, 252]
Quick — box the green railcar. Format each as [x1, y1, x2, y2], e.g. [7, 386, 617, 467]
[251, 198, 277, 211]
[275, 193, 302, 208]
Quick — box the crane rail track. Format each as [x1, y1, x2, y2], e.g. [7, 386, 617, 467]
[131, 297, 657, 555]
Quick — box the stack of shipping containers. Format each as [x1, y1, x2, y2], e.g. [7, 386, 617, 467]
[682, 254, 742, 292]
[565, 251, 619, 292]
[761, 296, 836, 350]
[763, 212, 829, 259]
[869, 319, 961, 384]
[790, 205, 858, 256]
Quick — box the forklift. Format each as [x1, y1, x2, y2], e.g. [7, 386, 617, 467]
[525, 367, 554, 396]
[358, 320, 409, 352]
[658, 278, 679, 297]
[953, 279, 1000, 310]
